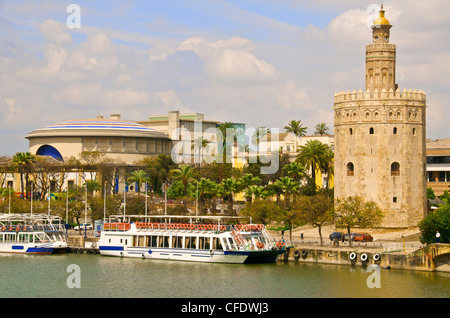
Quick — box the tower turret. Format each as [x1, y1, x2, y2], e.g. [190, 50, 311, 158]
[365, 6, 396, 92]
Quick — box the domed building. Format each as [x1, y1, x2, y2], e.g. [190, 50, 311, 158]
[26, 114, 171, 164]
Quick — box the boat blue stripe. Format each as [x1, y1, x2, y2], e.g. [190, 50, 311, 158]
[99, 246, 124, 251]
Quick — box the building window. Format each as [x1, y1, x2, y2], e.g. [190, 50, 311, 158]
[393, 197, 397, 203]
[347, 162, 354, 176]
[412, 128, 416, 135]
[393, 127, 397, 135]
[349, 128, 353, 135]
[391, 162, 400, 176]
[369, 127, 374, 135]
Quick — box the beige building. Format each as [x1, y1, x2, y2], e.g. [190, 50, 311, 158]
[426, 138, 450, 196]
[333, 6, 427, 228]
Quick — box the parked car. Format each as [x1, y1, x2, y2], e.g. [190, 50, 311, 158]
[353, 233, 373, 242]
[329, 232, 345, 241]
[74, 223, 93, 230]
[344, 233, 357, 241]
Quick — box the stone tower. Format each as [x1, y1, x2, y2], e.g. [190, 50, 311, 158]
[333, 6, 427, 228]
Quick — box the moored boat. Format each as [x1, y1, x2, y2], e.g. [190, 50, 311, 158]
[0, 214, 68, 254]
[99, 215, 286, 264]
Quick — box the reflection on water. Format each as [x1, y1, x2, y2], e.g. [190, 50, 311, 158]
[0, 253, 448, 298]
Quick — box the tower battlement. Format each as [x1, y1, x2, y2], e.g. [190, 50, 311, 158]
[334, 88, 426, 104]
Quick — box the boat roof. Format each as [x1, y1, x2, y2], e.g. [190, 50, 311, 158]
[106, 215, 252, 223]
[0, 213, 63, 223]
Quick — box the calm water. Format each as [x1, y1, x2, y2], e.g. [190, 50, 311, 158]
[0, 253, 448, 298]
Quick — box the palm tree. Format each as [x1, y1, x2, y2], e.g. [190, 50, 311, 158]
[274, 177, 300, 201]
[282, 161, 306, 181]
[127, 170, 151, 196]
[217, 122, 235, 159]
[12, 152, 35, 199]
[296, 140, 328, 190]
[314, 123, 330, 135]
[321, 146, 334, 189]
[169, 164, 198, 196]
[284, 120, 308, 152]
[252, 126, 270, 151]
[191, 136, 210, 166]
[218, 178, 241, 214]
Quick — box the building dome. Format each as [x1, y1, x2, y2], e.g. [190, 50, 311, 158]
[30, 116, 157, 137]
[373, 8, 390, 26]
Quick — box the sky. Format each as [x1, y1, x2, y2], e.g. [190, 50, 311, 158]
[1, 0, 449, 156]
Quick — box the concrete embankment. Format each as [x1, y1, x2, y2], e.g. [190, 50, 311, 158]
[279, 244, 450, 272]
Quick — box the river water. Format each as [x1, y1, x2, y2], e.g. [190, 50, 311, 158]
[1, 253, 448, 299]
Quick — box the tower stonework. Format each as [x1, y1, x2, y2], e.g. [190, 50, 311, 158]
[333, 7, 427, 228]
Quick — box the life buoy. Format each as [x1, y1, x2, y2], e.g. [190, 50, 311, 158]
[349, 252, 357, 260]
[301, 249, 308, 257]
[23, 226, 27, 232]
[9, 227, 12, 232]
[361, 253, 368, 262]
[293, 249, 301, 260]
[2, 227, 5, 231]
[373, 253, 381, 261]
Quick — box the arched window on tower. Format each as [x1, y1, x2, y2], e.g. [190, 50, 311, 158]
[393, 127, 397, 135]
[391, 162, 400, 176]
[347, 162, 354, 176]
[369, 127, 375, 135]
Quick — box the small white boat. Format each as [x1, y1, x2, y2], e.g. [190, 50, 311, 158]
[99, 215, 286, 264]
[0, 214, 68, 254]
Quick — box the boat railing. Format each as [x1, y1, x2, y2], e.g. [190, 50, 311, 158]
[103, 223, 131, 231]
[0, 224, 66, 232]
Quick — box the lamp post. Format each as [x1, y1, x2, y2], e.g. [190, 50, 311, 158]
[103, 181, 107, 221]
[84, 182, 87, 239]
[196, 180, 198, 217]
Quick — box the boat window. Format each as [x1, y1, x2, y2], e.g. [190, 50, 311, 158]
[214, 238, 223, 250]
[151, 236, 157, 247]
[35, 234, 43, 243]
[227, 237, 236, 250]
[0, 234, 3, 242]
[163, 236, 169, 248]
[204, 237, 211, 250]
[198, 237, 205, 249]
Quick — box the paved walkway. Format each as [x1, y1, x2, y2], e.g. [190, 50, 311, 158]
[271, 225, 425, 254]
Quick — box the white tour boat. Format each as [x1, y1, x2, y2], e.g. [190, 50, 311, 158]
[0, 214, 68, 254]
[99, 215, 286, 264]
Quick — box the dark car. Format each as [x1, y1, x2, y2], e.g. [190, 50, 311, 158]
[353, 233, 373, 242]
[329, 232, 345, 241]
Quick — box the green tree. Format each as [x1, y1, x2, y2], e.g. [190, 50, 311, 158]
[284, 120, 308, 151]
[418, 205, 450, 244]
[334, 196, 384, 246]
[241, 199, 282, 225]
[282, 161, 305, 181]
[12, 152, 35, 199]
[295, 194, 334, 246]
[296, 140, 328, 190]
[314, 123, 330, 135]
[252, 126, 270, 151]
[169, 164, 198, 196]
[127, 169, 151, 196]
[274, 177, 300, 201]
[191, 136, 210, 166]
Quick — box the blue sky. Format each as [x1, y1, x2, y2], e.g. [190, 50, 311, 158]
[1, 0, 449, 155]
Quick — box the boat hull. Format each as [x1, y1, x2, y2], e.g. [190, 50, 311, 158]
[0, 243, 67, 255]
[99, 246, 283, 264]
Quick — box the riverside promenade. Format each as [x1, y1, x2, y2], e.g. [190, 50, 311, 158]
[274, 225, 450, 272]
